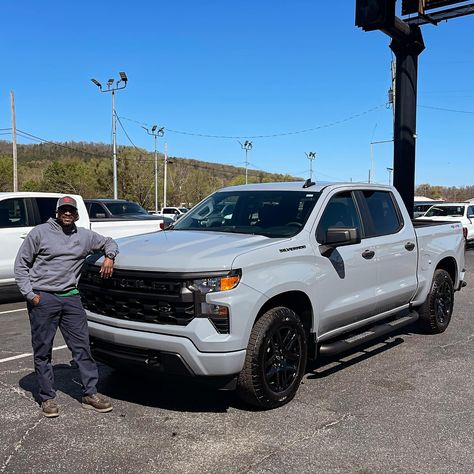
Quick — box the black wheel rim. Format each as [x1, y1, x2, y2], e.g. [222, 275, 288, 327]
[434, 280, 452, 325]
[263, 324, 302, 394]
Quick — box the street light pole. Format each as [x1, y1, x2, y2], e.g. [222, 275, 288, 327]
[163, 142, 169, 208]
[91, 72, 128, 199]
[305, 151, 316, 181]
[387, 167, 393, 185]
[369, 139, 394, 183]
[238, 140, 253, 184]
[143, 125, 165, 213]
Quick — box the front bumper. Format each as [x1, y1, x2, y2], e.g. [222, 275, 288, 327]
[88, 320, 246, 377]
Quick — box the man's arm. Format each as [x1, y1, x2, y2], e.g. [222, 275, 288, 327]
[14, 231, 40, 303]
[89, 232, 119, 279]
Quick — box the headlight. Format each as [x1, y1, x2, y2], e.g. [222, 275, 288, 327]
[187, 269, 241, 294]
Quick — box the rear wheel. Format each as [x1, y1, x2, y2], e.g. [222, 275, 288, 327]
[417, 269, 454, 334]
[237, 306, 307, 409]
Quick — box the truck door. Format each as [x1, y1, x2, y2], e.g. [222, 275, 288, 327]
[357, 190, 418, 313]
[312, 190, 377, 335]
[0, 197, 35, 286]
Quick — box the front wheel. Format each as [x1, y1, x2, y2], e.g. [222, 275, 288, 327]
[417, 269, 454, 334]
[237, 306, 307, 409]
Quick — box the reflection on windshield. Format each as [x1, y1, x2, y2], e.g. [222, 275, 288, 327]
[105, 202, 148, 215]
[172, 190, 320, 238]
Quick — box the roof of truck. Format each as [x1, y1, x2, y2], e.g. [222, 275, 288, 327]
[219, 181, 393, 193]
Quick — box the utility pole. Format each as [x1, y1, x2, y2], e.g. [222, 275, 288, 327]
[238, 140, 253, 184]
[387, 167, 393, 185]
[10, 91, 18, 192]
[91, 72, 128, 199]
[143, 125, 164, 213]
[305, 151, 316, 181]
[163, 142, 169, 208]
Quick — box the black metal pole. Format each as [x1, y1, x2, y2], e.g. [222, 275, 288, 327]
[390, 26, 425, 219]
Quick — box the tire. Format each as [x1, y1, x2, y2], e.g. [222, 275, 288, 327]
[417, 269, 454, 334]
[237, 306, 307, 409]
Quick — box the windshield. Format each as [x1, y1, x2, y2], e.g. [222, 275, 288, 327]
[424, 205, 465, 217]
[104, 201, 148, 216]
[172, 190, 321, 237]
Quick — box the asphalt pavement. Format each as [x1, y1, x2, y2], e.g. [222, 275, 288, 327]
[1, 251, 473, 473]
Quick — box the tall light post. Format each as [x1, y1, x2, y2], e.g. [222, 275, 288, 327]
[238, 140, 253, 184]
[305, 151, 316, 181]
[369, 139, 393, 183]
[387, 167, 393, 185]
[143, 125, 164, 213]
[91, 71, 128, 199]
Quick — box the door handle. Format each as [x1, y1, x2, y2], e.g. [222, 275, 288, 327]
[405, 242, 415, 251]
[362, 249, 375, 260]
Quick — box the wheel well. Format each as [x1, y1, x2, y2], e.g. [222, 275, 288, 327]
[257, 291, 313, 336]
[436, 257, 457, 285]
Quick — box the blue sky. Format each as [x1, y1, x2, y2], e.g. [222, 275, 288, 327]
[1, 1, 473, 186]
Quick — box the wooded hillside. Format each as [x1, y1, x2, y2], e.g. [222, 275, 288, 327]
[0, 140, 299, 208]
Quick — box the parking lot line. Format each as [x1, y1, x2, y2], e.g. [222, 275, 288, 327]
[0, 345, 68, 364]
[0, 308, 26, 315]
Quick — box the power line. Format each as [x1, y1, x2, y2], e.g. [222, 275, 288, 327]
[418, 104, 474, 114]
[118, 104, 386, 140]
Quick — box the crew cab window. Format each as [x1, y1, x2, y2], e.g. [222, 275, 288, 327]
[89, 203, 106, 218]
[362, 191, 402, 237]
[0, 198, 29, 228]
[316, 192, 361, 243]
[35, 197, 58, 223]
[467, 206, 474, 217]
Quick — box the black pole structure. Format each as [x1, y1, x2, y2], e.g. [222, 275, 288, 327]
[390, 26, 425, 218]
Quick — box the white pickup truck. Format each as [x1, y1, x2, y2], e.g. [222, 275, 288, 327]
[0, 192, 166, 295]
[80, 182, 466, 409]
[419, 201, 474, 244]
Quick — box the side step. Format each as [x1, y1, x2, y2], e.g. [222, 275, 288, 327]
[319, 311, 419, 357]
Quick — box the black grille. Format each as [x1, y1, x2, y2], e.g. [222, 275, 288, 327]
[79, 266, 229, 333]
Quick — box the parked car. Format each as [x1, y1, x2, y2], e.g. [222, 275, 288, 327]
[160, 206, 189, 220]
[418, 202, 474, 243]
[80, 182, 465, 409]
[0, 192, 169, 295]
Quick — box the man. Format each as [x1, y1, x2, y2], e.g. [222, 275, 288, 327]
[14, 196, 119, 418]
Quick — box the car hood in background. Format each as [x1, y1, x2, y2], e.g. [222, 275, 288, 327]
[99, 230, 283, 272]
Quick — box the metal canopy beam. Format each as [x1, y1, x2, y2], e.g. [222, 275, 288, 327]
[405, 3, 474, 25]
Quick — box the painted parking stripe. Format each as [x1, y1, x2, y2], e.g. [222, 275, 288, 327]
[0, 308, 27, 315]
[0, 345, 68, 364]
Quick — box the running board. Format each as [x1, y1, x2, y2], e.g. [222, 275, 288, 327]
[319, 311, 419, 357]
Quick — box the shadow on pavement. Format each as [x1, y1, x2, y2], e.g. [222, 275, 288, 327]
[19, 362, 245, 413]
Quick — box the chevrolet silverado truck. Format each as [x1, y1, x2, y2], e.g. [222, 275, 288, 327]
[0, 192, 167, 295]
[80, 181, 466, 409]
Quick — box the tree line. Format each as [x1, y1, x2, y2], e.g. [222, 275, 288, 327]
[0, 140, 297, 209]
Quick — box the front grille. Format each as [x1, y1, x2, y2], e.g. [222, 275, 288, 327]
[79, 265, 229, 333]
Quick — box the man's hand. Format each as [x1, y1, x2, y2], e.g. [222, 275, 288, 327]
[31, 294, 41, 306]
[100, 257, 114, 279]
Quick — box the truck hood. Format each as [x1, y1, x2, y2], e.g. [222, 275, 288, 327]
[421, 216, 465, 222]
[108, 230, 284, 272]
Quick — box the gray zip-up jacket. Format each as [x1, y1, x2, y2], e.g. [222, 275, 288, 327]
[14, 218, 119, 302]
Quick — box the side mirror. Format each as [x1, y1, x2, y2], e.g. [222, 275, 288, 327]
[324, 227, 361, 247]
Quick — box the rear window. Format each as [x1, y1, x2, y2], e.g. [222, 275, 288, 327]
[35, 197, 58, 223]
[361, 191, 402, 237]
[424, 205, 465, 217]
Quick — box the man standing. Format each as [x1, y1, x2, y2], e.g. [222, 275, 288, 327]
[14, 196, 119, 418]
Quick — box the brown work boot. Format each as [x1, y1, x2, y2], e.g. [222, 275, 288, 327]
[81, 393, 113, 413]
[41, 399, 59, 418]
